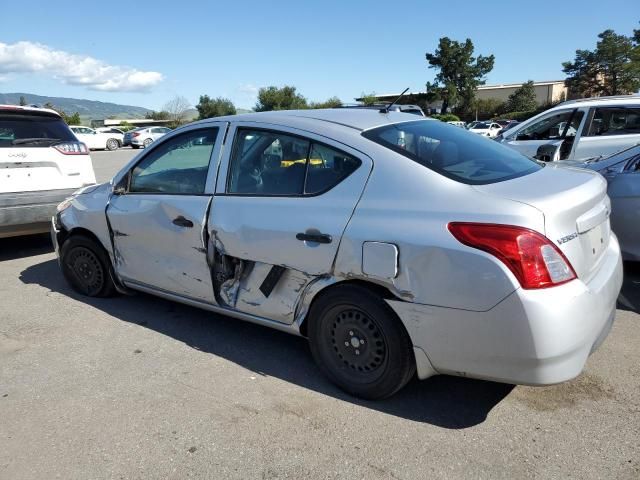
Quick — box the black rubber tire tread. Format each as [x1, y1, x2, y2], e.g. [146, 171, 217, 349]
[60, 235, 117, 298]
[308, 284, 416, 400]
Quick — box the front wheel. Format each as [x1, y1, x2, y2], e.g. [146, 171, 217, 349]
[308, 284, 415, 399]
[143, 138, 153, 148]
[60, 235, 116, 297]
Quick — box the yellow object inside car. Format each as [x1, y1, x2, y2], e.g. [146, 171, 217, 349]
[281, 158, 324, 168]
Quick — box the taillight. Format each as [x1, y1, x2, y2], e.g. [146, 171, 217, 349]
[448, 223, 576, 289]
[132, 132, 140, 138]
[53, 142, 89, 155]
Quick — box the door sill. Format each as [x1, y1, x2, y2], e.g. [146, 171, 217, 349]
[123, 279, 301, 336]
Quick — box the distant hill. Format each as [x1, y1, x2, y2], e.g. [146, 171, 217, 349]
[0, 92, 152, 120]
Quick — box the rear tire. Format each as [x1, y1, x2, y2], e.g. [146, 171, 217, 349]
[60, 235, 116, 297]
[106, 138, 119, 151]
[143, 138, 153, 148]
[308, 284, 415, 399]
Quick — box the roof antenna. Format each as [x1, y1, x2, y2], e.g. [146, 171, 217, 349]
[380, 87, 410, 113]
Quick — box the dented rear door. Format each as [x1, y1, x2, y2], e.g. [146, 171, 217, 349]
[107, 124, 227, 302]
[209, 122, 372, 308]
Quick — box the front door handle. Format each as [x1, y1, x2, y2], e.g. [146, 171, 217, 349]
[172, 216, 194, 228]
[296, 232, 332, 244]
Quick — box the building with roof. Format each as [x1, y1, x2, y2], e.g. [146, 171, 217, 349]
[355, 80, 568, 113]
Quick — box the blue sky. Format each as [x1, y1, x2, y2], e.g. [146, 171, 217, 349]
[1, 0, 638, 110]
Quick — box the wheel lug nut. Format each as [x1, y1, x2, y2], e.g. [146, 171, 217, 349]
[349, 331, 354, 336]
[360, 339, 365, 344]
[344, 341, 349, 346]
[355, 350, 360, 355]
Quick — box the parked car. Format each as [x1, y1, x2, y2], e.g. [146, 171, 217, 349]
[567, 144, 640, 261]
[95, 127, 125, 147]
[500, 120, 520, 132]
[468, 121, 503, 137]
[446, 121, 466, 128]
[0, 105, 95, 238]
[52, 109, 622, 400]
[69, 126, 121, 151]
[496, 95, 640, 160]
[124, 126, 172, 148]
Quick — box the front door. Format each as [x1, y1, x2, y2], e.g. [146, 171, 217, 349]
[107, 124, 226, 302]
[504, 108, 585, 159]
[210, 123, 372, 276]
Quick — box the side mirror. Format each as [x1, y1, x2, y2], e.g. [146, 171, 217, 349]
[112, 174, 129, 195]
[534, 141, 562, 162]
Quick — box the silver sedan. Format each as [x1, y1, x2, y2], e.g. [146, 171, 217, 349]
[51, 109, 623, 399]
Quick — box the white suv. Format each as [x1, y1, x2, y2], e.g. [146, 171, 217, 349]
[496, 96, 640, 161]
[0, 105, 96, 238]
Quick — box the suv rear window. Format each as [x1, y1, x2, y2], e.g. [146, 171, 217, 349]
[362, 120, 541, 185]
[0, 112, 76, 148]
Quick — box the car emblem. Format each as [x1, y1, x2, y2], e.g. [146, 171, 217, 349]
[557, 232, 578, 245]
[8, 153, 27, 158]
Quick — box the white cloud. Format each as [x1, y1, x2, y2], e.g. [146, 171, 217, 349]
[238, 83, 259, 95]
[0, 41, 163, 92]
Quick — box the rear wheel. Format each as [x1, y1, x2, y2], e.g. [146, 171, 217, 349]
[60, 235, 116, 297]
[308, 284, 415, 399]
[143, 138, 153, 148]
[106, 138, 119, 151]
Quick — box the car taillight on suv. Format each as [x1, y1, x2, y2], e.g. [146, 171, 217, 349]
[53, 142, 89, 155]
[448, 222, 576, 289]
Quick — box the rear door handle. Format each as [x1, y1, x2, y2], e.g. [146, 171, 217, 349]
[172, 215, 194, 228]
[296, 232, 332, 244]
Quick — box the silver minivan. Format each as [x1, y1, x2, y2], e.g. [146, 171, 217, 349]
[496, 96, 640, 161]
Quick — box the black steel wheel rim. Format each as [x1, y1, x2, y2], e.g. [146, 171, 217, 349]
[67, 247, 104, 295]
[327, 306, 388, 382]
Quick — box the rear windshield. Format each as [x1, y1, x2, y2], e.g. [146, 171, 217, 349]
[362, 120, 541, 185]
[0, 113, 75, 148]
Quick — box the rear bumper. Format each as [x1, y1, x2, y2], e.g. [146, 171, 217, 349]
[0, 188, 78, 238]
[388, 234, 624, 385]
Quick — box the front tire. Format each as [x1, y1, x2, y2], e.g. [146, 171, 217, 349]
[143, 138, 153, 148]
[308, 284, 415, 399]
[60, 235, 116, 297]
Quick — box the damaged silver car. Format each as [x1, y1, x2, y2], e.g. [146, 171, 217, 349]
[52, 109, 623, 399]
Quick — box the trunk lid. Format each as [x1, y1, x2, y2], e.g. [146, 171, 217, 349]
[474, 164, 611, 281]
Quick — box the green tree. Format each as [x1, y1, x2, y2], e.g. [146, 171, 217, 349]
[19, 96, 26, 106]
[64, 112, 82, 125]
[196, 95, 236, 119]
[309, 96, 342, 109]
[506, 81, 537, 112]
[255, 86, 307, 111]
[472, 98, 506, 119]
[425, 37, 495, 114]
[145, 110, 170, 120]
[359, 92, 378, 106]
[563, 27, 640, 97]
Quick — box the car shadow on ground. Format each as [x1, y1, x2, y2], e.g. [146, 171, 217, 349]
[20, 258, 514, 429]
[618, 261, 640, 313]
[0, 234, 53, 261]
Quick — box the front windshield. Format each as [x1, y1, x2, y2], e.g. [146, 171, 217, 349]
[362, 120, 542, 185]
[472, 123, 490, 129]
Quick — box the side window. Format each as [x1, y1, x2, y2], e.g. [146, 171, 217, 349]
[129, 128, 218, 194]
[228, 129, 310, 195]
[306, 143, 361, 194]
[587, 108, 640, 136]
[227, 129, 361, 196]
[516, 110, 576, 141]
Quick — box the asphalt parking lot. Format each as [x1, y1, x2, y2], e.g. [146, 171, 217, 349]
[1, 149, 639, 479]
